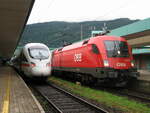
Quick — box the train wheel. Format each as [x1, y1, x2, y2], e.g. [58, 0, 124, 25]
[41, 77, 48, 81]
[82, 75, 91, 85]
[81, 75, 86, 84]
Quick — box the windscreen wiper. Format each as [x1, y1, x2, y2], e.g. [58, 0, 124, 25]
[112, 41, 118, 57]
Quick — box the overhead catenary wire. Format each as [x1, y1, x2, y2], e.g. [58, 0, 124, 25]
[94, 0, 134, 20]
[26, 0, 135, 48]
[46, 0, 134, 46]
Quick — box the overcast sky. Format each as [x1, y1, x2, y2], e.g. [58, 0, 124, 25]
[27, 0, 150, 24]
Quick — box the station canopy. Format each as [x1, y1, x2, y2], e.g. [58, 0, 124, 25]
[0, 0, 34, 59]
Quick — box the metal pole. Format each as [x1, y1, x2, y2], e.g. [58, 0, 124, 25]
[81, 24, 83, 40]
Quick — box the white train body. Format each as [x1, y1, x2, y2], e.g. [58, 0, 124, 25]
[13, 43, 52, 78]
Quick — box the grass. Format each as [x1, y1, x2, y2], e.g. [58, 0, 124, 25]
[48, 76, 150, 113]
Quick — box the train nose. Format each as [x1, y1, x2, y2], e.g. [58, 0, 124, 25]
[31, 63, 51, 76]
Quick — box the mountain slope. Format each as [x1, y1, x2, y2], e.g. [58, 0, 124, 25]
[20, 18, 139, 48]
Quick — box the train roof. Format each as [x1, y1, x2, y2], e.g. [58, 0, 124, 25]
[24, 43, 49, 49]
[57, 35, 126, 52]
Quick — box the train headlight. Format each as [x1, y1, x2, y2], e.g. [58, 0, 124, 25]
[104, 60, 109, 67]
[30, 62, 36, 67]
[131, 60, 135, 67]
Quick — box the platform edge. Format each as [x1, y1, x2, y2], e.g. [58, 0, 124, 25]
[17, 75, 45, 113]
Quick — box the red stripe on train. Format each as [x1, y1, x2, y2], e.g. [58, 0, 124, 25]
[21, 63, 30, 67]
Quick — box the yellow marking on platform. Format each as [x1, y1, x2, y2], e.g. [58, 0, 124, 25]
[2, 72, 11, 113]
[2, 101, 9, 113]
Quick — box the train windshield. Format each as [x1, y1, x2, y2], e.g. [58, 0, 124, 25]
[104, 40, 129, 57]
[28, 48, 49, 59]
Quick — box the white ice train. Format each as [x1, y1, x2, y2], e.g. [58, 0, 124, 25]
[12, 43, 52, 80]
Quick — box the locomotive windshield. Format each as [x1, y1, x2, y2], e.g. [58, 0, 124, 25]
[28, 48, 49, 59]
[104, 41, 129, 57]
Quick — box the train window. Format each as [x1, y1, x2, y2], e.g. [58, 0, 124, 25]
[83, 40, 89, 45]
[92, 44, 100, 54]
[28, 48, 49, 59]
[104, 41, 129, 57]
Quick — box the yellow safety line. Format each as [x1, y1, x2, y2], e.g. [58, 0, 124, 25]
[2, 71, 11, 113]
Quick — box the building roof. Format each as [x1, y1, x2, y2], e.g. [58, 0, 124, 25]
[108, 18, 150, 37]
[0, 0, 34, 58]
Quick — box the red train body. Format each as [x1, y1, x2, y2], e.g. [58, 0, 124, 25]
[52, 35, 139, 86]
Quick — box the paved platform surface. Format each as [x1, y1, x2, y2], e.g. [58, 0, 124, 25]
[0, 67, 44, 113]
[138, 70, 150, 81]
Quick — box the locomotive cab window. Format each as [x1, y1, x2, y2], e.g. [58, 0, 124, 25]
[104, 40, 129, 57]
[92, 44, 100, 54]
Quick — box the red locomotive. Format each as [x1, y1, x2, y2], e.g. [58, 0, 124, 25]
[52, 35, 139, 87]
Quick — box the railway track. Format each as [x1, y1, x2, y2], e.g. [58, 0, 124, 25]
[117, 90, 150, 104]
[34, 84, 109, 113]
[95, 86, 150, 105]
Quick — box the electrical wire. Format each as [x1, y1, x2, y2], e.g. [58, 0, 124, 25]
[94, 0, 134, 20]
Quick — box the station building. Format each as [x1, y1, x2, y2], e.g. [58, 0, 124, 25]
[133, 48, 150, 70]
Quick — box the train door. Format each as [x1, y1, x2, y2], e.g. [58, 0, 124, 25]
[21, 52, 29, 74]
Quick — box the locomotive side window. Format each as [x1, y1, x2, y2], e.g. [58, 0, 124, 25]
[92, 44, 100, 54]
[83, 40, 89, 45]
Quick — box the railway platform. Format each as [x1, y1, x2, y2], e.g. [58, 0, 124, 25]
[129, 70, 150, 94]
[138, 70, 150, 81]
[0, 66, 44, 113]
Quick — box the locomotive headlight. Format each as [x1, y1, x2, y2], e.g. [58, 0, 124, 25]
[131, 60, 135, 67]
[104, 60, 109, 67]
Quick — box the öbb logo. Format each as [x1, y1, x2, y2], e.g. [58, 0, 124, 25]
[74, 53, 82, 62]
[116, 63, 126, 67]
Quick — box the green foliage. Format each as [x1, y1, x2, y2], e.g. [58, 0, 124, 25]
[20, 18, 138, 48]
[49, 77, 150, 113]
